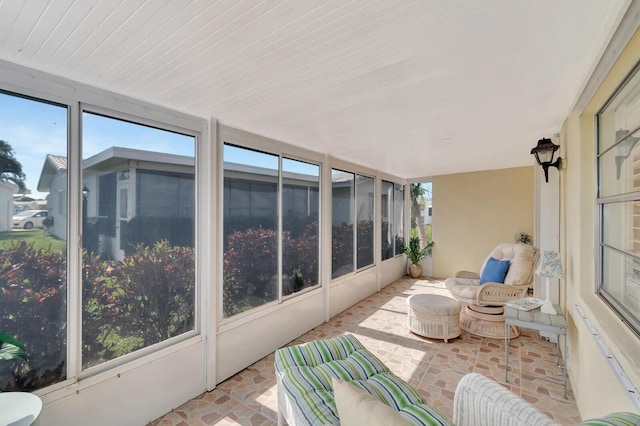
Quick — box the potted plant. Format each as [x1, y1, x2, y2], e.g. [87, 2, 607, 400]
[404, 236, 434, 278]
[515, 232, 532, 245]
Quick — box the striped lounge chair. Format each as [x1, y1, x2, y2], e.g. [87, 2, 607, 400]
[274, 334, 451, 426]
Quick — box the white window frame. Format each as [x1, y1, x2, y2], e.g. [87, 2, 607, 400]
[596, 61, 640, 338]
[0, 65, 208, 395]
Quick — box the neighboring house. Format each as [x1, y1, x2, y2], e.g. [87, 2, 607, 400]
[224, 161, 321, 227]
[330, 170, 376, 225]
[38, 148, 195, 260]
[38, 147, 323, 260]
[37, 154, 68, 239]
[0, 181, 18, 231]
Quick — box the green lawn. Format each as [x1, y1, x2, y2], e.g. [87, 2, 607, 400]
[0, 229, 66, 252]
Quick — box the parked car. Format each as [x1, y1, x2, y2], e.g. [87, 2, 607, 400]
[12, 210, 48, 229]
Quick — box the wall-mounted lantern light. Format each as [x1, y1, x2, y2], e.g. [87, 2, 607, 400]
[530, 138, 562, 183]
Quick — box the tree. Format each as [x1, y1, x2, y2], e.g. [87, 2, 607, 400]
[409, 183, 431, 249]
[0, 140, 25, 192]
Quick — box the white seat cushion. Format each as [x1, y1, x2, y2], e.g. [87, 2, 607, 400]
[408, 294, 461, 315]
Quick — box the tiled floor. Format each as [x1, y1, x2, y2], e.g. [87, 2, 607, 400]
[149, 277, 581, 425]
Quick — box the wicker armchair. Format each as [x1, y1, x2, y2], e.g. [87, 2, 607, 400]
[445, 243, 539, 338]
[454, 373, 640, 426]
[453, 373, 559, 426]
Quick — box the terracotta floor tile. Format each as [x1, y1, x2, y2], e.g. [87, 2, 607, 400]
[150, 277, 580, 425]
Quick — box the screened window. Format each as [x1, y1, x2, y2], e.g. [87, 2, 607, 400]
[137, 170, 194, 217]
[356, 175, 375, 269]
[409, 182, 433, 255]
[222, 144, 321, 318]
[331, 170, 375, 278]
[81, 112, 196, 369]
[222, 145, 278, 318]
[283, 158, 320, 296]
[0, 82, 202, 393]
[596, 64, 640, 336]
[381, 180, 394, 260]
[0, 91, 68, 391]
[381, 180, 405, 260]
[332, 169, 355, 278]
[394, 183, 405, 254]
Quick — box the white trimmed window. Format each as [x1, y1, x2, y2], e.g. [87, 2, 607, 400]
[596, 63, 640, 337]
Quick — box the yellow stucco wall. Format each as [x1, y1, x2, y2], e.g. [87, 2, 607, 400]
[561, 29, 640, 417]
[432, 166, 534, 279]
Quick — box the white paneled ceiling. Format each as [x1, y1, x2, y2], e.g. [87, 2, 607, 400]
[0, 0, 630, 178]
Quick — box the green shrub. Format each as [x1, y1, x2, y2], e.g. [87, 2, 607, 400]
[283, 222, 319, 295]
[357, 220, 374, 268]
[0, 239, 195, 391]
[223, 222, 322, 315]
[223, 216, 276, 250]
[223, 228, 278, 317]
[119, 241, 195, 346]
[82, 242, 195, 367]
[331, 222, 354, 276]
[0, 241, 66, 391]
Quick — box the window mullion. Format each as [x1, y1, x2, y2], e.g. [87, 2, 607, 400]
[391, 186, 396, 255]
[352, 177, 357, 272]
[278, 156, 283, 302]
[68, 102, 82, 379]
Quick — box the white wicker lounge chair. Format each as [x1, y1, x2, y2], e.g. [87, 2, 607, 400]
[453, 373, 558, 426]
[445, 243, 540, 339]
[453, 373, 640, 426]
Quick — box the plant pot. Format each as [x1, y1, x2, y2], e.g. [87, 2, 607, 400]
[409, 263, 422, 278]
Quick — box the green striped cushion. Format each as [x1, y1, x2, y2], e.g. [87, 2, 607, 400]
[580, 412, 640, 425]
[275, 334, 452, 426]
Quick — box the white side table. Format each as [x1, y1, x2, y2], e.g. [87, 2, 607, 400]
[0, 392, 42, 426]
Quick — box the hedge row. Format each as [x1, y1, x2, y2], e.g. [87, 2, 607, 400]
[1, 219, 377, 390]
[0, 240, 194, 391]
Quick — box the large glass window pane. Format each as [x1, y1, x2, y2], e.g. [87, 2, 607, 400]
[356, 175, 374, 269]
[598, 129, 640, 197]
[602, 201, 640, 254]
[601, 247, 640, 333]
[332, 169, 354, 278]
[409, 181, 433, 255]
[598, 69, 640, 154]
[81, 112, 196, 369]
[0, 92, 67, 391]
[282, 158, 320, 295]
[381, 180, 394, 260]
[223, 144, 278, 317]
[597, 63, 640, 337]
[394, 183, 405, 255]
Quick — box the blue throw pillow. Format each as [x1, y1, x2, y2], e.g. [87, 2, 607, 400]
[479, 257, 510, 284]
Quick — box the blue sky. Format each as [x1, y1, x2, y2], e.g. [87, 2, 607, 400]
[0, 91, 337, 202]
[223, 144, 320, 176]
[0, 92, 194, 199]
[1, 93, 67, 199]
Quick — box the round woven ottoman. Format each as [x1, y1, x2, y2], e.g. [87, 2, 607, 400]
[407, 294, 461, 342]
